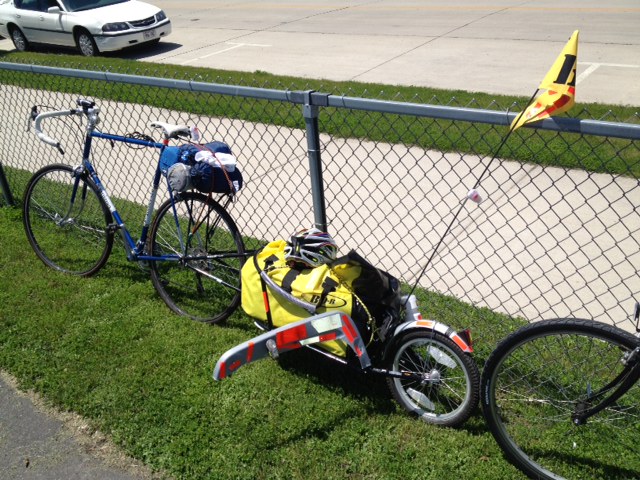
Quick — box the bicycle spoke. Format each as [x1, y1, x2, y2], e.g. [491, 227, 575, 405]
[23, 165, 112, 276]
[149, 193, 244, 323]
[482, 319, 640, 480]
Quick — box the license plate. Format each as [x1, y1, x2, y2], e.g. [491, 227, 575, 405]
[143, 29, 157, 40]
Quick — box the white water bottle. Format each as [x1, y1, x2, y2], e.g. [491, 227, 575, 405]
[190, 126, 200, 142]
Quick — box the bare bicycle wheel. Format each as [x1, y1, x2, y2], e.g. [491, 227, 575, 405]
[385, 330, 479, 427]
[481, 319, 640, 480]
[22, 164, 113, 276]
[149, 192, 244, 323]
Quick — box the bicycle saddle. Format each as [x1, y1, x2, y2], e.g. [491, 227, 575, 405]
[149, 121, 191, 140]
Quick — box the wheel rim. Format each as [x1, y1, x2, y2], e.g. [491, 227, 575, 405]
[392, 337, 471, 422]
[78, 34, 95, 56]
[12, 29, 26, 51]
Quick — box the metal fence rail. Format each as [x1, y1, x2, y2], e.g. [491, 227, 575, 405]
[1, 62, 638, 334]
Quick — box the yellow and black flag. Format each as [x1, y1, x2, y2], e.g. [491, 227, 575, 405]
[511, 30, 579, 131]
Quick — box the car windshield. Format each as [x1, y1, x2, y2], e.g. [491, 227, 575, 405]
[60, 0, 129, 12]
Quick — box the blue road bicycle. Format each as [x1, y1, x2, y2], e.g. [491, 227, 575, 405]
[23, 99, 245, 323]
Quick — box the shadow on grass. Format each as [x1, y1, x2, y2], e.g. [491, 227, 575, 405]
[274, 347, 491, 438]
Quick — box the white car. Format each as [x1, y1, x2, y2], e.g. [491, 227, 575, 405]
[0, 0, 171, 56]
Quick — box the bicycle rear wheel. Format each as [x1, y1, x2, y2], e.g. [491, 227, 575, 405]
[481, 319, 640, 480]
[385, 330, 479, 427]
[23, 164, 113, 276]
[149, 192, 244, 323]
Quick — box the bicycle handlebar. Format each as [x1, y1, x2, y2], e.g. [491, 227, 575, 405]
[30, 99, 100, 155]
[31, 99, 199, 154]
[33, 109, 78, 154]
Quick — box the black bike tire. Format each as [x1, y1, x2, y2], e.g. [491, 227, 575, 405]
[385, 329, 480, 427]
[481, 318, 640, 480]
[148, 192, 244, 323]
[23, 164, 113, 276]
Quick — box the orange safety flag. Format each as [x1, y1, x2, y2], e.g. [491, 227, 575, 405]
[511, 30, 579, 131]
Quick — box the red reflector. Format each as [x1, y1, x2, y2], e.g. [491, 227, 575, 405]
[342, 316, 358, 342]
[247, 341, 255, 362]
[276, 324, 308, 349]
[319, 332, 338, 342]
[458, 328, 473, 348]
[230, 360, 241, 372]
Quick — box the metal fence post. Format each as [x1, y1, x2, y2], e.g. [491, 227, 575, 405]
[0, 162, 14, 207]
[302, 91, 329, 232]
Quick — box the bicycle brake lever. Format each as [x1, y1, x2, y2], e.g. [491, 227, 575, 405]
[27, 106, 39, 131]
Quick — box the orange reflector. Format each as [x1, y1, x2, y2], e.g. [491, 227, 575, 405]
[416, 320, 434, 328]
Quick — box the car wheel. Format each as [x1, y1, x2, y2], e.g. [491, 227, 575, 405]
[10, 26, 29, 52]
[76, 30, 98, 56]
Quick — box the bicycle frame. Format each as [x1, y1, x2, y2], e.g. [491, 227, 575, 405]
[571, 344, 640, 425]
[82, 129, 165, 261]
[572, 304, 640, 425]
[65, 108, 235, 266]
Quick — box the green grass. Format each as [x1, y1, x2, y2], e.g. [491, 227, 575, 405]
[1, 205, 528, 480]
[1, 51, 639, 178]
[1, 51, 638, 479]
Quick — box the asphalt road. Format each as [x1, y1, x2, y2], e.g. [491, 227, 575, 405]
[135, 0, 640, 106]
[1, 1, 639, 105]
[0, 372, 153, 480]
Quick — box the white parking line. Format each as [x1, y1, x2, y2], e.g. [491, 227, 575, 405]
[577, 62, 639, 84]
[179, 42, 271, 66]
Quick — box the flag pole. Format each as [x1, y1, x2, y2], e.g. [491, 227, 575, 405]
[405, 89, 540, 302]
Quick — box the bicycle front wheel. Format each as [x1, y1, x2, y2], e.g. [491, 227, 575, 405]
[23, 164, 113, 276]
[149, 193, 244, 323]
[385, 330, 480, 427]
[481, 319, 640, 480]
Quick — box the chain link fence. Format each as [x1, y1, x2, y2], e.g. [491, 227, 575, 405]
[1, 62, 639, 336]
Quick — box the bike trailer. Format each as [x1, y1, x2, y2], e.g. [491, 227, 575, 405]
[214, 312, 372, 380]
[241, 240, 399, 356]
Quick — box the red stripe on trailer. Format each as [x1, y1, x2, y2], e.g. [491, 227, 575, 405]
[319, 332, 338, 342]
[342, 315, 358, 343]
[230, 360, 241, 372]
[276, 324, 308, 350]
[247, 342, 255, 362]
[218, 361, 227, 379]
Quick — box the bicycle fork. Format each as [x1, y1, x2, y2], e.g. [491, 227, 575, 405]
[572, 345, 640, 426]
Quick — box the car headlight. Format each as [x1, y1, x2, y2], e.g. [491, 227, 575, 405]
[102, 22, 130, 32]
[155, 10, 167, 22]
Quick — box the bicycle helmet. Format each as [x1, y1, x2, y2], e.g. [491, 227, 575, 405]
[284, 228, 338, 268]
